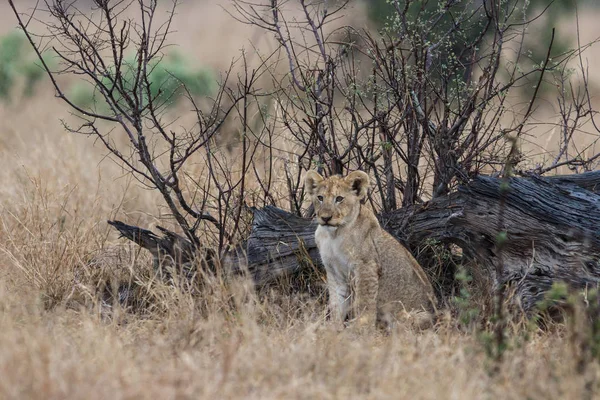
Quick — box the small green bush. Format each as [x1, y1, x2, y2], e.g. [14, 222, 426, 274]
[70, 50, 216, 112]
[452, 266, 480, 328]
[366, 0, 599, 77]
[0, 30, 51, 101]
[0, 30, 214, 108]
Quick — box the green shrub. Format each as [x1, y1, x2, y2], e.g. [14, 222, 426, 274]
[0, 30, 214, 108]
[365, 0, 599, 80]
[0, 30, 51, 101]
[70, 50, 216, 112]
[452, 266, 480, 328]
[366, 0, 597, 28]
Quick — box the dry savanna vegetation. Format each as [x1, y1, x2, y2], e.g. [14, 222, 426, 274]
[2, 1, 600, 399]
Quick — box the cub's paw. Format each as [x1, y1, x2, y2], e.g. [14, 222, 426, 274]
[349, 314, 376, 334]
[399, 310, 434, 331]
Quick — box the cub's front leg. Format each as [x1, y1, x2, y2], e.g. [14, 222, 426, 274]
[354, 260, 379, 328]
[326, 275, 352, 325]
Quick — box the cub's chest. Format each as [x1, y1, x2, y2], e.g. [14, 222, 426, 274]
[315, 227, 354, 275]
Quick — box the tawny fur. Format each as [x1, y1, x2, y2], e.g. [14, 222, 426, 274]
[305, 170, 435, 330]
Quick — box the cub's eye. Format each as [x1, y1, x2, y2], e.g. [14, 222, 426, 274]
[335, 196, 344, 203]
[317, 195, 324, 202]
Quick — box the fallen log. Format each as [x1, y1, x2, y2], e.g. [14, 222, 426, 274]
[108, 171, 600, 312]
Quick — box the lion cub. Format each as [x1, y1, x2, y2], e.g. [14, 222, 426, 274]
[305, 170, 435, 330]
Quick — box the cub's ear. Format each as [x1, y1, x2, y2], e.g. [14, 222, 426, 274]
[304, 170, 324, 196]
[345, 170, 370, 200]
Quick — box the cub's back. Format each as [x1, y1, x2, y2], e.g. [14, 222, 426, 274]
[371, 228, 435, 313]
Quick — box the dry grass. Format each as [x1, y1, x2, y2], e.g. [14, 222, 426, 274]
[1, 2, 600, 399]
[1, 91, 598, 400]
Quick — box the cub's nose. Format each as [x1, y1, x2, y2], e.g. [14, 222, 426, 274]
[321, 216, 332, 224]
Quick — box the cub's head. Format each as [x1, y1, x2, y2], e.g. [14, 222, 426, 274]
[304, 170, 370, 227]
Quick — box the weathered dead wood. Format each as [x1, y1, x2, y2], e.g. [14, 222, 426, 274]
[108, 171, 600, 312]
[107, 220, 216, 279]
[226, 207, 321, 286]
